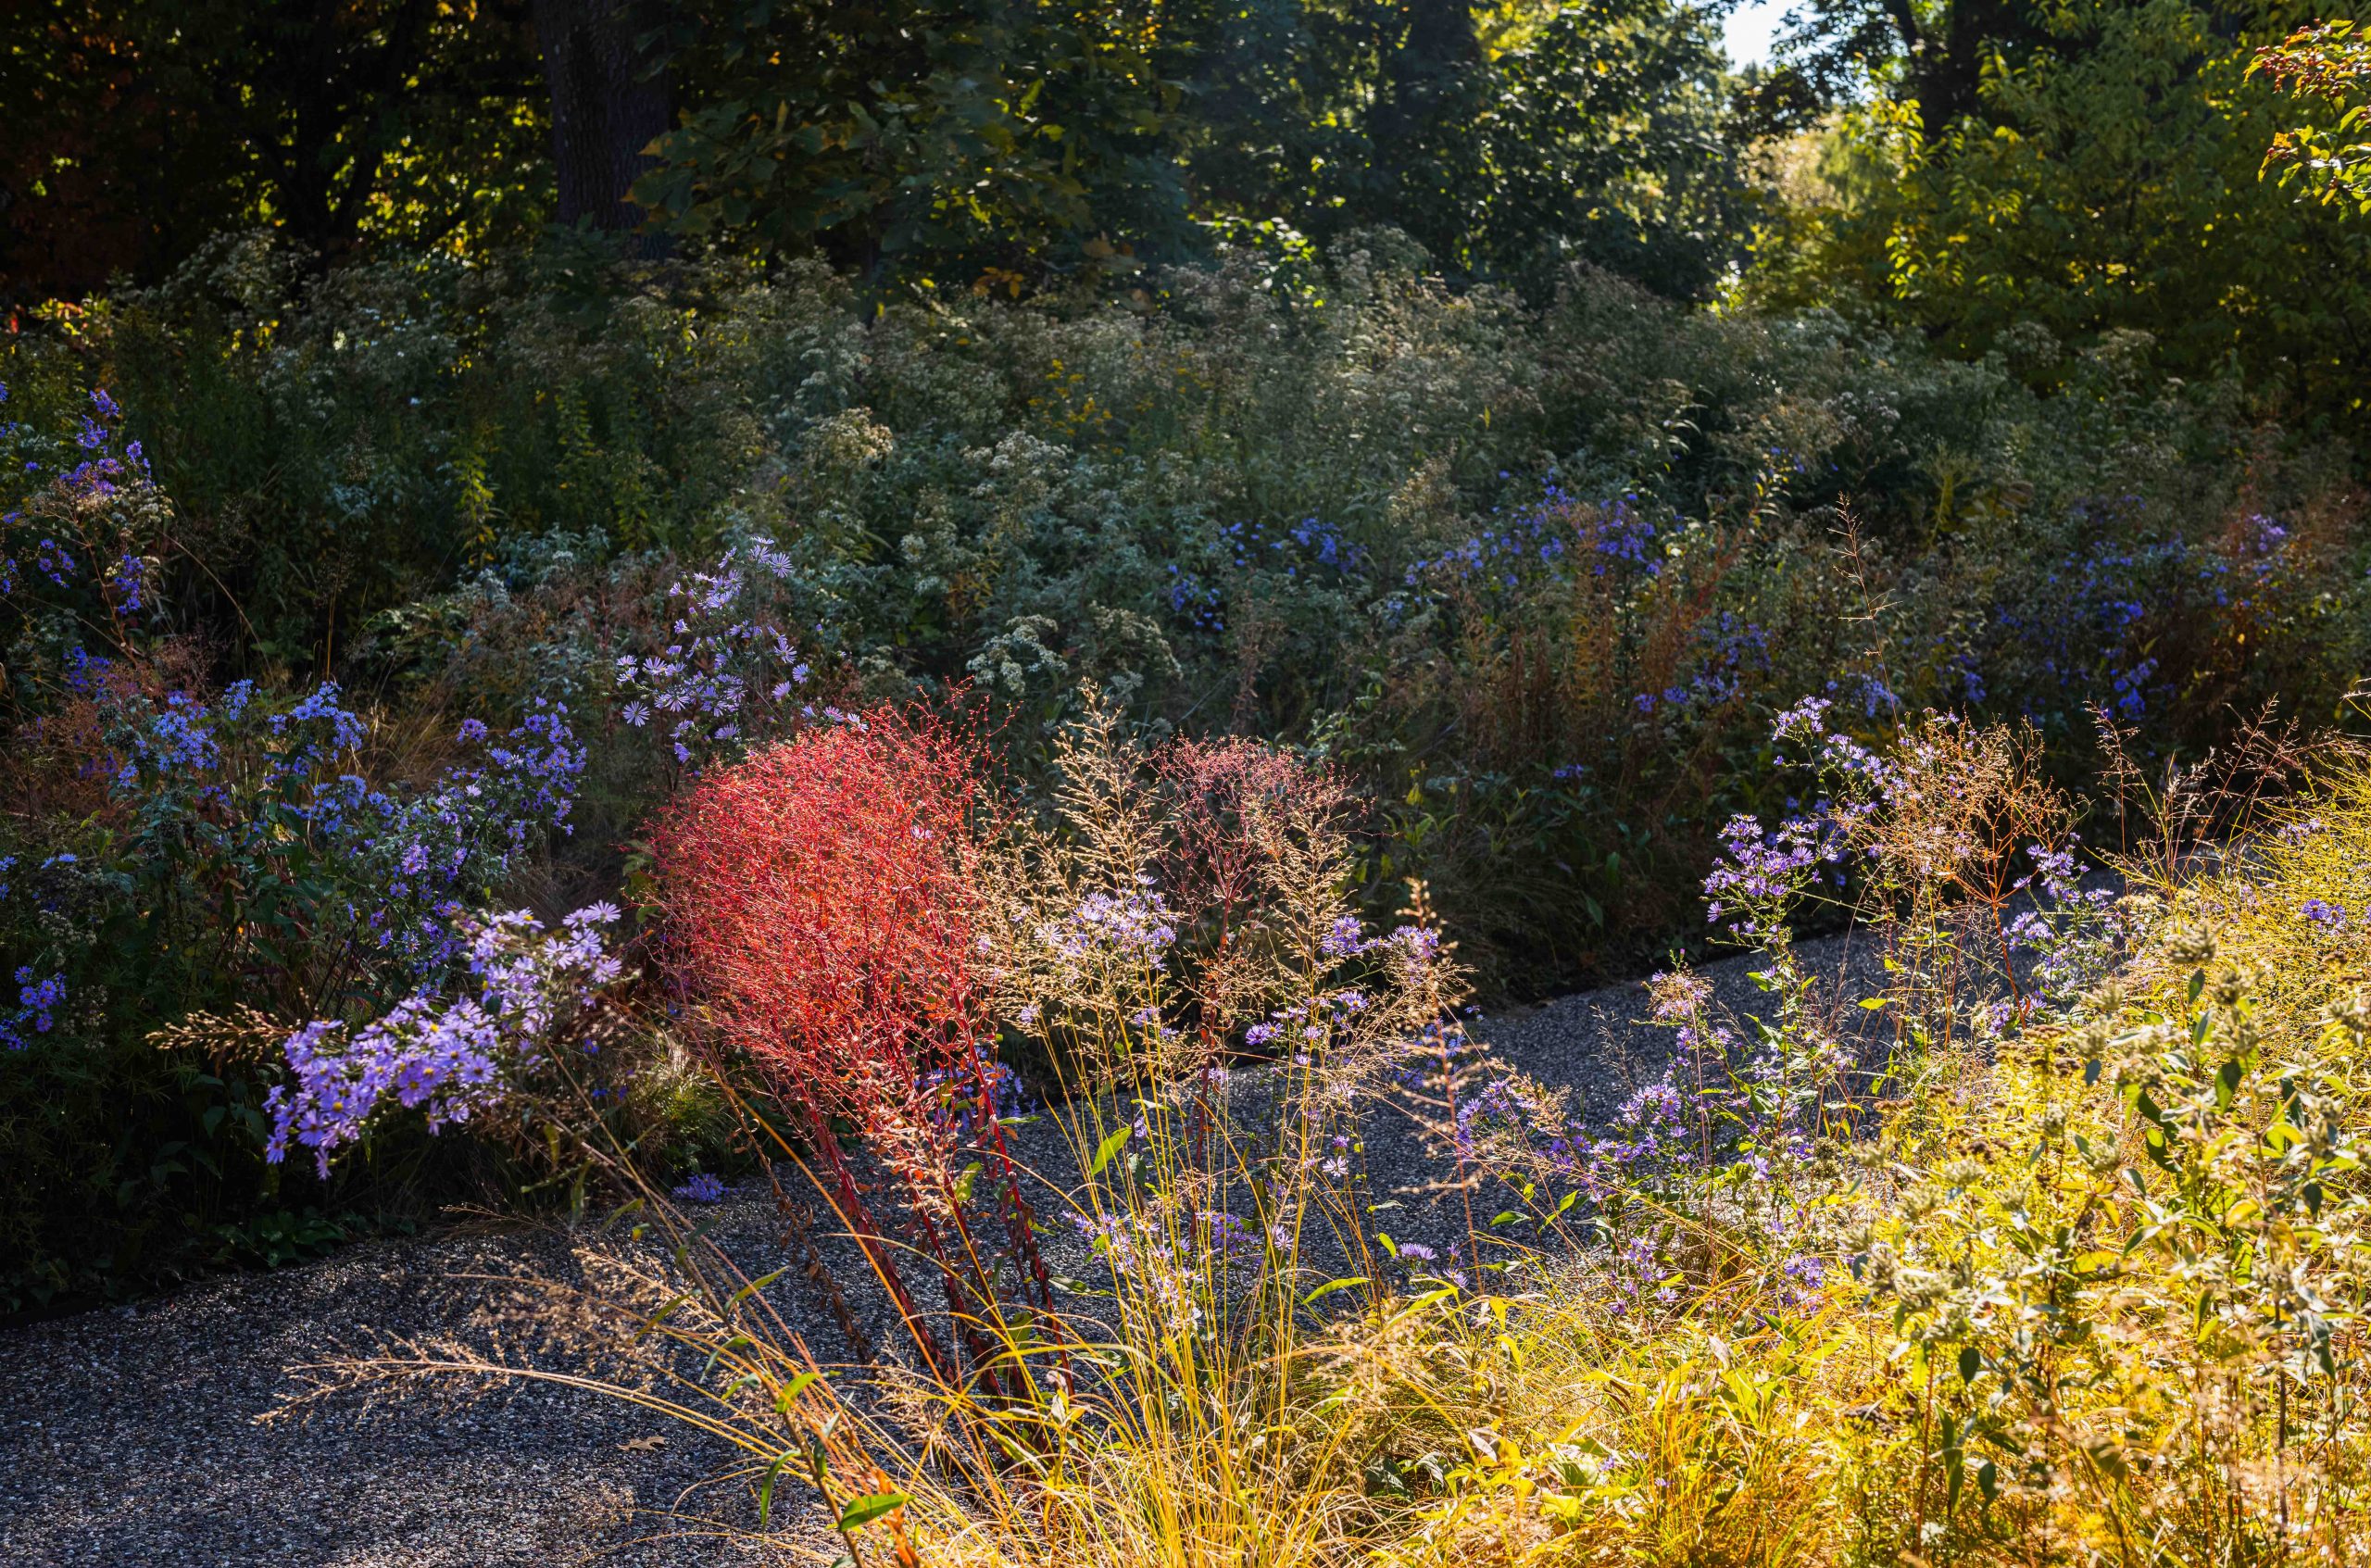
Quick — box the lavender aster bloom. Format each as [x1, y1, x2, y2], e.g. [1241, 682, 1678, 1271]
[673, 1173, 727, 1204]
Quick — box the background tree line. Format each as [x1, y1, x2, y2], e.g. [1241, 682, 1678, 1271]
[8, 1, 2368, 422]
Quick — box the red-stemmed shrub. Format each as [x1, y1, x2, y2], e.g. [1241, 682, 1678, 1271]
[653, 708, 1048, 1382]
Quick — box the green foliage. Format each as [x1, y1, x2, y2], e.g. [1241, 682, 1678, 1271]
[635, 0, 1196, 274]
[0, 0, 551, 297]
[1188, 0, 1750, 295]
[1751, 0, 2371, 430]
[14, 235, 2361, 995]
[3, 0, 1742, 298]
[2256, 19, 2371, 216]
[623, 0, 1746, 292]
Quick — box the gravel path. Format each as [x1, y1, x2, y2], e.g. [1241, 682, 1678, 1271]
[0, 934, 1887, 1567]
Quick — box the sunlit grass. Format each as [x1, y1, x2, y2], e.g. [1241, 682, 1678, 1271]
[286, 718, 2371, 1566]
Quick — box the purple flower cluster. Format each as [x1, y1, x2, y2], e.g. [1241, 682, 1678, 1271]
[616, 538, 813, 766]
[1, 967, 67, 1048]
[1217, 516, 1367, 579]
[3, 388, 160, 630]
[1161, 517, 1367, 640]
[1163, 567, 1227, 633]
[1701, 695, 1934, 929]
[1041, 884, 1178, 964]
[109, 680, 367, 800]
[1702, 810, 1847, 928]
[113, 687, 587, 979]
[673, 1173, 728, 1204]
[919, 1047, 1035, 1138]
[268, 1003, 502, 1175]
[1451, 963, 1839, 1223]
[1452, 1074, 1562, 1160]
[1244, 986, 1371, 1050]
[265, 904, 626, 1175]
[1632, 612, 1771, 716]
[1404, 489, 1660, 592]
[2001, 841, 2119, 996]
[1771, 695, 1833, 743]
[311, 701, 583, 974]
[1982, 513, 2302, 724]
[1316, 917, 1442, 968]
[1199, 1208, 1261, 1262]
[1384, 1236, 1471, 1288]
[1068, 1204, 1273, 1295]
[1071, 1210, 1139, 1273]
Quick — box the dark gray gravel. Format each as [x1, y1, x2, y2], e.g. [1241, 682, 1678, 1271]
[0, 933, 1884, 1567]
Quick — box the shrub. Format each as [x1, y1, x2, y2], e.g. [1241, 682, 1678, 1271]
[0, 386, 692, 1304]
[651, 706, 1050, 1380]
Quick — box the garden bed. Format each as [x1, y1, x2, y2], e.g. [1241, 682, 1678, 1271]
[0, 934, 1865, 1566]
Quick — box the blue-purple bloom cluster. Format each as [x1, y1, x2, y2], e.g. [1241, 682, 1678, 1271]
[1632, 612, 1772, 716]
[1980, 510, 2302, 724]
[1068, 1204, 1274, 1295]
[1403, 489, 1660, 592]
[106, 680, 585, 979]
[1041, 883, 1179, 965]
[1315, 916, 1442, 969]
[265, 904, 626, 1175]
[1163, 567, 1227, 633]
[1452, 1073, 1568, 1163]
[616, 538, 815, 766]
[1700, 695, 1926, 931]
[2, 967, 67, 1049]
[673, 1172, 728, 1204]
[1215, 515, 1367, 579]
[1160, 516, 1368, 639]
[1245, 986, 1371, 1050]
[1994, 841, 2122, 998]
[1702, 809, 1852, 931]
[3, 387, 159, 628]
[920, 1048, 1035, 1138]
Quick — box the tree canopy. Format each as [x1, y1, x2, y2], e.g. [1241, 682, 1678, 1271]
[5, 0, 2368, 421]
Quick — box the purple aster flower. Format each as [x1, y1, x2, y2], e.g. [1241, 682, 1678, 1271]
[673, 1173, 727, 1204]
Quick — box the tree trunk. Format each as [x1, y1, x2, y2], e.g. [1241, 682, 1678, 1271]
[532, 0, 672, 251]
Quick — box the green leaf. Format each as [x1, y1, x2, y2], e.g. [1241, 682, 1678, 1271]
[1089, 1124, 1131, 1177]
[729, 1268, 789, 1311]
[1958, 1345, 1981, 1384]
[774, 1370, 821, 1416]
[757, 1450, 795, 1527]
[638, 1292, 695, 1339]
[835, 1491, 910, 1531]
[1304, 1276, 1369, 1306]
